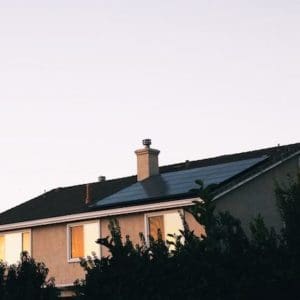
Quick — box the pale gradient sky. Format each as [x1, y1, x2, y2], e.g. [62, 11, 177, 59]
[0, 0, 299, 213]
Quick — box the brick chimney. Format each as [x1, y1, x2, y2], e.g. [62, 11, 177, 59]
[135, 139, 160, 181]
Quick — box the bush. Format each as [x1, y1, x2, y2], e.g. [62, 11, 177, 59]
[0, 252, 59, 300]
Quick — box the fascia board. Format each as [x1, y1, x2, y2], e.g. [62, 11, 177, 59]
[0, 198, 199, 232]
[214, 150, 300, 200]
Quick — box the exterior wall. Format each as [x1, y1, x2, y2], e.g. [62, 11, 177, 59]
[215, 155, 299, 234]
[100, 211, 205, 256]
[100, 212, 145, 257]
[30, 209, 203, 286]
[32, 223, 85, 285]
[185, 211, 205, 237]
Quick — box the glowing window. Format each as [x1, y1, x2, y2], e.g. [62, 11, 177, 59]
[147, 210, 184, 247]
[0, 231, 31, 264]
[148, 215, 165, 240]
[68, 222, 100, 261]
[0, 236, 4, 261]
[22, 232, 31, 253]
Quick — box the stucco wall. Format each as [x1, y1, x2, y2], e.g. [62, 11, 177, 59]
[215, 155, 299, 234]
[185, 211, 205, 237]
[30, 209, 204, 285]
[100, 213, 145, 257]
[32, 223, 85, 285]
[100, 210, 204, 257]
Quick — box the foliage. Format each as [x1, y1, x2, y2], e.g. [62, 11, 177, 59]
[0, 252, 59, 300]
[76, 177, 300, 300]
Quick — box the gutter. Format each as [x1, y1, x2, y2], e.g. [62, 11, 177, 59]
[0, 198, 198, 231]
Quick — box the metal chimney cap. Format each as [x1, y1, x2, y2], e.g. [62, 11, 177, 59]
[142, 139, 152, 148]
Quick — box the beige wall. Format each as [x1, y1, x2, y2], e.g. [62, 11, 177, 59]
[29, 209, 204, 285]
[185, 211, 206, 237]
[32, 223, 85, 285]
[100, 210, 205, 257]
[100, 213, 145, 257]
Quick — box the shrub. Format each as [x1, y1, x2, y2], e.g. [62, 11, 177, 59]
[0, 252, 59, 300]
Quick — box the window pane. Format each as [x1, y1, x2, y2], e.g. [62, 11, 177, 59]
[149, 215, 164, 240]
[5, 232, 22, 264]
[84, 222, 99, 257]
[22, 232, 30, 254]
[71, 226, 84, 258]
[164, 211, 184, 248]
[0, 236, 4, 261]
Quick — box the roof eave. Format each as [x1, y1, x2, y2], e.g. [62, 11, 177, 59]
[0, 198, 199, 232]
[213, 149, 300, 200]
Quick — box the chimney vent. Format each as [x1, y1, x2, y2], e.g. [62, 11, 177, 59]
[98, 176, 106, 182]
[85, 184, 91, 204]
[135, 139, 160, 181]
[143, 139, 152, 148]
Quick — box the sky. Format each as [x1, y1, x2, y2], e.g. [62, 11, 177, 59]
[0, 0, 299, 213]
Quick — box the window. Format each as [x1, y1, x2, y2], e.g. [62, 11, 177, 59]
[71, 225, 84, 258]
[0, 236, 4, 261]
[0, 231, 31, 263]
[68, 221, 100, 261]
[145, 210, 184, 248]
[148, 215, 165, 240]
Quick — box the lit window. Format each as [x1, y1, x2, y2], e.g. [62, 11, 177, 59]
[71, 225, 84, 259]
[146, 210, 184, 246]
[0, 231, 31, 263]
[22, 232, 31, 253]
[0, 236, 4, 261]
[68, 222, 100, 261]
[148, 215, 165, 240]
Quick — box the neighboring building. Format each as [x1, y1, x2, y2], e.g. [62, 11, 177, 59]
[0, 140, 299, 297]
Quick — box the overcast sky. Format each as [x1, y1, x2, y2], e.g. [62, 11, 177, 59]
[0, 0, 299, 213]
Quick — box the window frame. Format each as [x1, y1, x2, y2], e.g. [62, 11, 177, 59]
[144, 209, 184, 244]
[67, 220, 100, 263]
[0, 229, 32, 263]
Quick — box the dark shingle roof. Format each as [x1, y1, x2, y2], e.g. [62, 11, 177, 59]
[0, 176, 136, 225]
[0, 142, 299, 225]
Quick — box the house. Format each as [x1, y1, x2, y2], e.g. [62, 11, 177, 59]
[0, 140, 299, 297]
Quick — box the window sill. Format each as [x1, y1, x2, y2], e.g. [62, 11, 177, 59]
[68, 258, 81, 263]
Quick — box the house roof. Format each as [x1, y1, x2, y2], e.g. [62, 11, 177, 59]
[92, 156, 268, 209]
[0, 176, 136, 225]
[0, 142, 299, 226]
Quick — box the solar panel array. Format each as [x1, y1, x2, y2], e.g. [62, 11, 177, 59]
[94, 156, 268, 208]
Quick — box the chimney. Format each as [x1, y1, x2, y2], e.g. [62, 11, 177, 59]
[135, 139, 160, 181]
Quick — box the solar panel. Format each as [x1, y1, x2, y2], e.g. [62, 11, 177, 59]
[93, 155, 268, 208]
